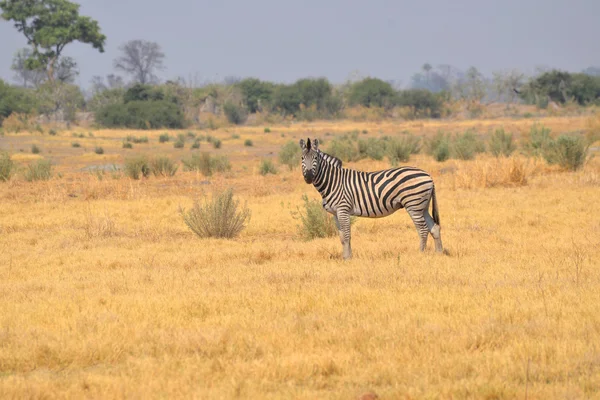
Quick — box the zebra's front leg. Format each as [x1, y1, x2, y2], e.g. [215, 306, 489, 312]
[335, 210, 352, 260]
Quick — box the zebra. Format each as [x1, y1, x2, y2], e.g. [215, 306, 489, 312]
[299, 137, 443, 260]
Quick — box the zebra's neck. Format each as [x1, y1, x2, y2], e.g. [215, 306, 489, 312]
[313, 150, 342, 190]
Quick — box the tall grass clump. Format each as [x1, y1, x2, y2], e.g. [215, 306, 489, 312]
[385, 135, 421, 165]
[191, 139, 201, 149]
[150, 156, 178, 177]
[523, 124, 553, 156]
[124, 155, 151, 179]
[293, 194, 338, 240]
[279, 140, 301, 170]
[259, 159, 277, 175]
[0, 152, 15, 182]
[426, 131, 450, 162]
[182, 153, 231, 176]
[31, 144, 41, 154]
[358, 137, 386, 160]
[25, 159, 52, 181]
[451, 131, 485, 160]
[543, 134, 589, 171]
[489, 128, 516, 157]
[179, 188, 251, 239]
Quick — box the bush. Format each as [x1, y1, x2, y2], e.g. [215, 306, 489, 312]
[523, 124, 553, 156]
[25, 159, 52, 181]
[264, 127, 271, 133]
[159, 133, 170, 143]
[72, 142, 81, 148]
[150, 156, 178, 177]
[31, 144, 41, 154]
[259, 159, 277, 175]
[451, 131, 485, 160]
[489, 128, 516, 157]
[95, 100, 185, 129]
[186, 131, 197, 139]
[292, 194, 356, 240]
[358, 138, 386, 160]
[173, 139, 185, 149]
[122, 142, 133, 149]
[213, 139, 222, 149]
[182, 153, 231, 176]
[237, 78, 275, 113]
[326, 137, 360, 162]
[543, 134, 588, 171]
[386, 138, 412, 165]
[396, 89, 444, 118]
[279, 140, 301, 170]
[244, 139, 253, 147]
[179, 188, 251, 239]
[126, 135, 148, 144]
[191, 139, 201, 149]
[49, 129, 57, 136]
[0, 152, 14, 181]
[348, 78, 397, 108]
[223, 102, 247, 125]
[94, 146, 104, 155]
[124, 156, 151, 180]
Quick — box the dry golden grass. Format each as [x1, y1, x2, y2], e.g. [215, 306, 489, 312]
[1, 116, 600, 399]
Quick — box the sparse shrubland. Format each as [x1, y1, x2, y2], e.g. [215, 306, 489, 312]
[279, 140, 301, 170]
[181, 152, 231, 176]
[150, 156, 178, 177]
[124, 155, 151, 179]
[24, 159, 52, 181]
[489, 128, 516, 157]
[259, 159, 277, 175]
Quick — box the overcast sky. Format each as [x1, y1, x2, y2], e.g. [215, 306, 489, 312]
[0, 0, 599, 88]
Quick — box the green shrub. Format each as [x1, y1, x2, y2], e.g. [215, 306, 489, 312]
[71, 142, 81, 148]
[213, 139, 222, 149]
[259, 159, 277, 175]
[231, 134, 240, 139]
[279, 140, 301, 170]
[126, 135, 149, 144]
[150, 156, 178, 177]
[0, 152, 14, 182]
[397, 89, 444, 118]
[326, 137, 360, 162]
[31, 144, 41, 154]
[25, 159, 52, 181]
[182, 153, 231, 176]
[489, 128, 516, 157]
[223, 102, 247, 125]
[543, 134, 588, 171]
[292, 194, 357, 240]
[244, 139, 253, 147]
[179, 188, 251, 239]
[173, 139, 185, 149]
[191, 139, 201, 149]
[348, 78, 397, 108]
[124, 156, 151, 180]
[264, 127, 271, 133]
[384, 135, 421, 165]
[186, 131, 197, 138]
[94, 147, 104, 155]
[49, 129, 57, 136]
[122, 142, 133, 149]
[451, 131, 485, 160]
[523, 124, 553, 156]
[358, 137, 386, 160]
[88, 132, 94, 137]
[159, 133, 170, 143]
[95, 100, 185, 129]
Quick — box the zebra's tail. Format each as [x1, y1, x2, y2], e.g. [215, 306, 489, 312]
[431, 185, 440, 226]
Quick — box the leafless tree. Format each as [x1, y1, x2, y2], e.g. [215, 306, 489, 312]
[11, 48, 45, 87]
[114, 40, 165, 84]
[54, 56, 79, 84]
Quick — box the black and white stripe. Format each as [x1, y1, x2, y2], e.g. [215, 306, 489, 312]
[300, 137, 443, 260]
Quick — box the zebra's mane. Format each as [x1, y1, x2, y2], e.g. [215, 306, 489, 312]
[318, 150, 342, 169]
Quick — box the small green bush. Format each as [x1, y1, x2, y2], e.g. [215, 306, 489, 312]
[279, 140, 301, 170]
[186, 131, 197, 138]
[489, 128, 516, 157]
[326, 137, 360, 162]
[384, 135, 421, 165]
[150, 156, 178, 177]
[191, 139, 200, 149]
[182, 153, 231, 176]
[264, 127, 271, 133]
[122, 142, 133, 149]
[88, 132, 94, 137]
[259, 159, 277, 175]
[94, 146, 104, 155]
[523, 124, 553, 156]
[543, 134, 588, 171]
[159, 133, 170, 143]
[244, 139, 253, 147]
[173, 139, 185, 149]
[179, 188, 251, 239]
[223, 102, 247, 125]
[0, 152, 15, 182]
[31, 144, 41, 154]
[292, 194, 357, 240]
[451, 131, 485, 160]
[49, 129, 57, 136]
[358, 138, 386, 161]
[71, 142, 81, 148]
[124, 156, 151, 180]
[126, 135, 149, 144]
[213, 139, 222, 149]
[427, 131, 450, 162]
[25, 159, 52, 181]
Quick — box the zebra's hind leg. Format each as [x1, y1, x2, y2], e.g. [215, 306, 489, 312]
[424, 210, 443, 253]
[407, 207, 429, 252]
[334, 211, 352, 260]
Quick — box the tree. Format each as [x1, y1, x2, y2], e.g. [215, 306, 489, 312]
[10, 48, 45, 87]
[114, 40, 165, 84]
[348, 77, 397, 108]
[53, 56, 79, 83]
[491, 69, 524, 106]
[0, 0, 106, 83]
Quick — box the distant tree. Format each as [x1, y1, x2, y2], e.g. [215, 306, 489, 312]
[0, 0, 105, 83]
[114, 40, 165, 84]
[237, 78, 274, 113]
[348, 77, 397, 108]
[10, 48, 45, 87]
[491, 69, 525, 105]
[410, 64, 451, 93]
[455, 66, 487, 102]
[582, 66, 600, 77]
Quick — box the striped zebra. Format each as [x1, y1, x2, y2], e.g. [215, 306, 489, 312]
[300, 137, 443, 260]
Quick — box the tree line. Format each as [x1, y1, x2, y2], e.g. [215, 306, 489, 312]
[1, 0, 600, 130]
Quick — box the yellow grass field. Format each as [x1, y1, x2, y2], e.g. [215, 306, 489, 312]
[1, 116, 600, 399]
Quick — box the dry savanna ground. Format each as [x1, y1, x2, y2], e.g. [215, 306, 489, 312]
[1, 116, 600, 399]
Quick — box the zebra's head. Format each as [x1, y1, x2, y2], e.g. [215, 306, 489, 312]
[299, 138, 320, 184]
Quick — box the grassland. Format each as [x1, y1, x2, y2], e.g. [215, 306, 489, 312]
[1, 115, 600, 399]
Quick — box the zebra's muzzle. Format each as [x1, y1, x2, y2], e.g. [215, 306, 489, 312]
[303, 171, 314, 184]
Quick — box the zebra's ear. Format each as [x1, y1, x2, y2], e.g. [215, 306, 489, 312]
[313, 138, 319, 149]
[299, 139, 306, 149]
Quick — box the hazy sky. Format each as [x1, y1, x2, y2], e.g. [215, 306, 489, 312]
[0, 0, 599, 88]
